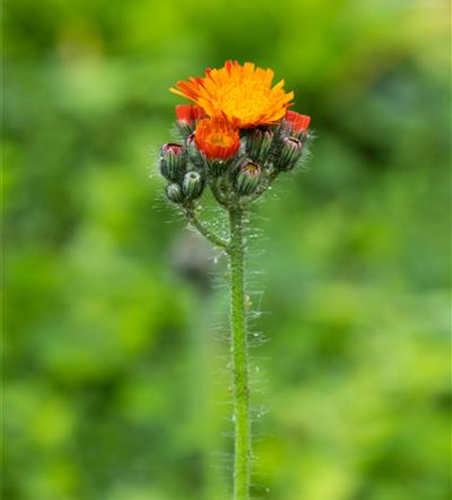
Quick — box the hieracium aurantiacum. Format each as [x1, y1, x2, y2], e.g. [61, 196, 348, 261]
[157, 61, 312, 500]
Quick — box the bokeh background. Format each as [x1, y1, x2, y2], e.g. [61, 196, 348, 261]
[3, 0, 451, 499]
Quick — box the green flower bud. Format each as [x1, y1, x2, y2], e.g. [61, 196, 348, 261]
[235, 161, 262, 196]
[276, 137, 303, 171]
[159, 143, 187, 181]
[182, 171, 204, 200]
[186, 133, 205, 170]
[165, 183, 185, 204]
[245, 129, 273, 163]
[208, 159, 231, 178]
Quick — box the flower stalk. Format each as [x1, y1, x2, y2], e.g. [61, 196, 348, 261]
[229, 208, 251, 500]
[186, 205, 253, 499]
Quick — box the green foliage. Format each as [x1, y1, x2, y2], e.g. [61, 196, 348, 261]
[3, 0, 450, 499]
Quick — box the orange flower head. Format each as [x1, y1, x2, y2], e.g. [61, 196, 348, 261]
[285, 110, 311, 133]
[195, 116, 240, 160]
[170, 61, 294, 129]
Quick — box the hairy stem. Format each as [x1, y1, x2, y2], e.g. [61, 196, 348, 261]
[184, 208, 230, 251]
[229, 208, 251, 500]
[210, 178, 229, 208]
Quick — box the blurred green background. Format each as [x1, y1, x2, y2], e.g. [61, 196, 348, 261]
[3, 0, 451, 499]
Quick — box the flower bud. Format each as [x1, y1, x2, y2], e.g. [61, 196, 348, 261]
[165, 183, 185, 204]
[245, 129, 273, 163]
[159, 143, 187, 181]
[235, 161, 262, 196]
[186, 133, 205, 170]
[284, 111, 311, 139]
[182, 171, 204, 200]
[208, 159, 231, 178]
[175, 104, 206, 138]
[276, 137, 303, 171]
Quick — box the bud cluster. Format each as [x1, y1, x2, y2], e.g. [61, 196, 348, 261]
[158, 106, 311, 208]
[159, 142, 205, 205]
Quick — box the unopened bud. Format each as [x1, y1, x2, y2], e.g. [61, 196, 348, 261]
[284, 111, 311, 139]
[276, 137, 303, 171]
[182, 171, 204, 200]
[175, 104, 206, 138]
[166, 183, 185, 204]
[186, 133, 205, 170]
[159, 143, 187, 181]
[246, 129, 273, 163]
[208, 159, 231, 177]
[235, 161, 262, 196]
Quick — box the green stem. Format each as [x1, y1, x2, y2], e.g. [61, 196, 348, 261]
[185, 208, 230, 251]
[210, 178, 229, 209]
[229, 208, 251, 500]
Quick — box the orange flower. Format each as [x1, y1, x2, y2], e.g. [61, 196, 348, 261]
[170, 61, 294, 129]
[195, 116, 240, 160]
[285, 110, 311, 133]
